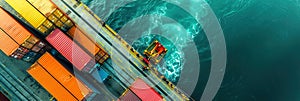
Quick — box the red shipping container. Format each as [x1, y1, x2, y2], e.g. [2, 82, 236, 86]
[46, 29, 92, 71]
[118, 90, 141, 101]
[121, 78, 164, 101]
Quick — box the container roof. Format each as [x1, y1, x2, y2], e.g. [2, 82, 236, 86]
[0, 30, 19, 56]
[46, 29, 92, 71]
[128, 78, 163, 101]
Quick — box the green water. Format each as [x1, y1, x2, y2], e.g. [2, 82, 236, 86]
[83, 0, 300, 100]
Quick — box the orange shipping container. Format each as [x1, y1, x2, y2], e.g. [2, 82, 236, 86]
[0, 7, 42, 59]
[0, 7, 31, 45]
[68, 26, 100, 55]
[0, 30, 19, 56]
[68, 26, 110, 64]
[35, 52, 92, 100]
[27, 63, 77, 100]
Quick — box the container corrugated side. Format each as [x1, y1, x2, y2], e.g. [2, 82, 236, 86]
[0, 30, 19, 56]
[27, 0, 74, 31]
[37, 52, 92, 100]
[129, 78, 163, 101]
[46, 29, 92, 71]
[0, 8, 31, 44]
[27, 62, 77, 100]
[68, 26, 100, 55]
[27, 0, 56, 16]
[5, 0, 46, 28]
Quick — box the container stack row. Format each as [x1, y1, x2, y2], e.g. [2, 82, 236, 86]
[0, 0, 112, 100]
[5, 0, 110, 73]
[0, 7, 47, 63]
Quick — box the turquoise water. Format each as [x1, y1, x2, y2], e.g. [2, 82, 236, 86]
[84, 0, 300, 100]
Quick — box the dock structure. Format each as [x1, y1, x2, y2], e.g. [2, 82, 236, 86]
[51, 0, 191, 100]
[0, 0, 193, 100]
[0, 50, 52, 100]
[0, 61, 41, 100]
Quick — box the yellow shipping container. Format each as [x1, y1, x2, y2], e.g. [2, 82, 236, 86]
[5, 0, 53, 34]
[27, 0, 56, 16]
[27, 0, 74, 31]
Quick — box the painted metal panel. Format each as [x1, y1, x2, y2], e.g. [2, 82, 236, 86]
[37, 52, 92, 100]
[27, 0, 56, 16]
[46, 28, 92, 71]
[27, 63, 77, 100]
[130, 78, 163, 101]
[68, 26, 99, 55]
[5, 0, 46, 28]
[0, 30, 19, 56]
[0, 7, 31, 45]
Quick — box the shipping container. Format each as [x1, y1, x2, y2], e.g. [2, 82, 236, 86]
[0, 7, 31, 45]
[119, 78, 163, 101]
[98, 67, 109, 82]
[22, 51, 42, 63]
[118, 89, 141, 101]
[22, 0, 110, 64]
[0, 29, 19, 56]
[46, 28, 94, 72]
[5, 0, 54, 35]
[0, 7, 46, 60]
[27, 0, 56, 16]
[35, 52, 93, 100]
[30, 41, 47, 54]
[68, 26, 100, 55]
[90, 66, 109, 83]
[10, 46, 30, 59]
[68, 26, 110, 64]
[27, 0, 74, 31]
[21, 36, 39, 49]
[27, 63, 78, 100]
[19, 0, 110, 64]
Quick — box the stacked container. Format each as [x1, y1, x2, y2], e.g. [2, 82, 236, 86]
[28, 0, 110, 65]
[27, 52, 95, 100]
[46, 29, 95, 72]
[5, 0, 109, 66]
[26, 0, 74, 31]
[4, 0, 73, 36]
[68, 26, 109, 65]
[0, 7, 46, 62]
